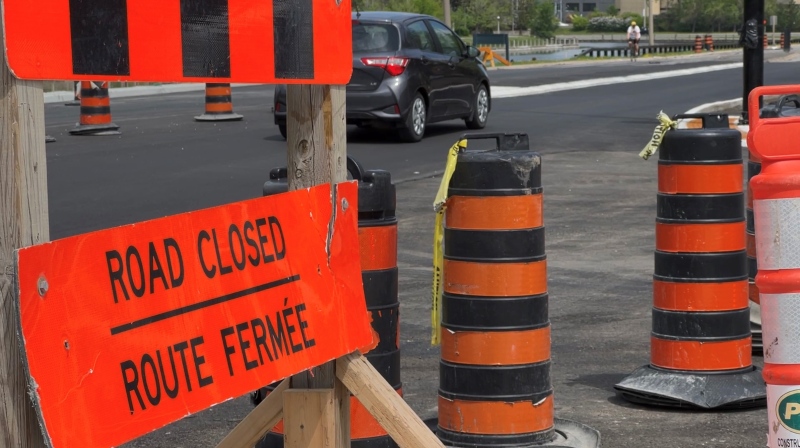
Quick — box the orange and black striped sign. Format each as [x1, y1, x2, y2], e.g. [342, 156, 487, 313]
[2, 0, 352, 83]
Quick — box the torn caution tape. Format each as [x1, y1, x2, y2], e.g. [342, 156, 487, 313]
[640, 111, 677, 160]
[431, 138, 468, 346]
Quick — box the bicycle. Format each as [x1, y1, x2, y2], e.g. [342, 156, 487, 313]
[628, 39, 639, 62]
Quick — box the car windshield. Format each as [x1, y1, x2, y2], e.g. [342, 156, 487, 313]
[352, 23, 399, 53]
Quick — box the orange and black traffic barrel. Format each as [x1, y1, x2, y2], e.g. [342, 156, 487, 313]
[694, 35, 703, 53]
[194, 83, 243, 122]
[750, 95, 800, 355]
[69, 81, 120, 136]
[255, 158, 402, 448]
[615, 114, 766, 409]
[747, 150, 762, 354]
[436, 133, 599, 448]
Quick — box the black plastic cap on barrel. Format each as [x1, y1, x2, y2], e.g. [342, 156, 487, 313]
[359, 170, 396, 222]
[448, 133, 542, 196]
[661, 114, 741, 163]
[262, 167, 289, 197]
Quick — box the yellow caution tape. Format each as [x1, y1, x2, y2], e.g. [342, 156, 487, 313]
[639, 111, 677, 160]
[431, 138, 468, 346]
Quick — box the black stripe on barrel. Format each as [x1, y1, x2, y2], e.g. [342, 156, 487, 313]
[439, 133, 556, 446]
[651, 116, 752, 374]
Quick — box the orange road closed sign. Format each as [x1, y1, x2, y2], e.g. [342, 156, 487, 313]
[2, 0, 352, 84]
[15, 182, 371, 447]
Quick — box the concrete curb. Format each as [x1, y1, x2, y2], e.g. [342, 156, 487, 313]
[43, 82, 259, 104]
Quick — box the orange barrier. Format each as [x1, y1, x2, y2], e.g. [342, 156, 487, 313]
[478, 46, 511, 67]
[194, 83, 243, 122]
[747, 84, 800, 447]
[69, 81, 120, 136]
[705, 34, 714, 51]
[694, 35, 703, 53]
[436, 133, 598, 447]
[764, 34, 769, 48]
[616, 114, 766, 409]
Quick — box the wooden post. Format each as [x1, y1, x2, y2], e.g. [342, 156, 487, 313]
[0, 20, 49, 448]
[285, 83, 349, 447]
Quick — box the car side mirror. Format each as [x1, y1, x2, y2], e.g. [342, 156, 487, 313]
[466, 46, 480, 59]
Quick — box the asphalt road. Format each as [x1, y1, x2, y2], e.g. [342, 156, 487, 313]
[39, 50, 800, 447]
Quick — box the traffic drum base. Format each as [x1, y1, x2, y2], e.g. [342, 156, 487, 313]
[614, 364, 766, 410]
[194, 112, 243, 122]
[431, 417, 600, 448]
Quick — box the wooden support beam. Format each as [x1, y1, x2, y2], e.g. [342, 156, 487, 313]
[0, 19, 49, 448]
[214, 379, 288, 448]
[336, 353, 445, 448]
[285, 83, 349, 446]
[284, 379, 350, 448]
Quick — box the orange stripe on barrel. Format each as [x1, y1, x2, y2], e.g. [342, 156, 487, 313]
[749, 281, 760, 304]
[650, 336, 751, 371]
[205, 103, 234, 113]
[81, 97, 110, 107]
[438, 395, 554, 435]
[658, 164, 742, 194]
[206, 86, 232, 96]
[441, 327, 551, 365]
[81, 114, 113, 125]
[656, 222, 745, 253]
[653, 280, 748, 311]
[444, 260, 547, 297]
[359, 225, 397, 270]
[746, 231, 756, 258]
[446, 195, 542, 230]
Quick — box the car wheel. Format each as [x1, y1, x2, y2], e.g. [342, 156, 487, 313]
[399, 93, 427, 143]
[466, 84, 489, 130]
[278, 124, 287, 139]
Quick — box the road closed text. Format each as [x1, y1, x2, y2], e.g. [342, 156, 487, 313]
[106, 216, 286, 304]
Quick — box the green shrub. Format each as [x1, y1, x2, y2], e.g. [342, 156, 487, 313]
[587, 16, 627, 32]
[571, 15, 589, 31]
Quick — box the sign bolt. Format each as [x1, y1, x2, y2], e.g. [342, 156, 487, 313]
[342, 198, 349, 211]
[38, 277, 49, 297]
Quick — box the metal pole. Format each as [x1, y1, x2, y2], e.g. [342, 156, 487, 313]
[742, 0, 765, 124]
[443, 0, 451, 28]
[648, 0, 655, 47]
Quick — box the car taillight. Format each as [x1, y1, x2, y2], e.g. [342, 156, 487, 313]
[275, 103, 282, 112]
[361, 57, 409, 77]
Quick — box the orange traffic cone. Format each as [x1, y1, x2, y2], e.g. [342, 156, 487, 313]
[194, 83, 243, 122]
[69, 82, 120, 136]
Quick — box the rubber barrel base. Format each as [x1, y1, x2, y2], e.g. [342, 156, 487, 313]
[69, 123, 121, 136]
[614, 364, 766, 410]
[429, 417, 600, 448]
[194, 113, 244, 122]
[64, 100, 80, 106]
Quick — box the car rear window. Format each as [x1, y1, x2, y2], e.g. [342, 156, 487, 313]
[352, 23, 399, 53]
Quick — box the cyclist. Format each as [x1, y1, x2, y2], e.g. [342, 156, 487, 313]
[627, 21, 641, 59]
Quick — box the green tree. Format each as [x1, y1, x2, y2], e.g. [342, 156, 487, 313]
[606, 5, 620, 16]
[529, 0, 558, 38]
